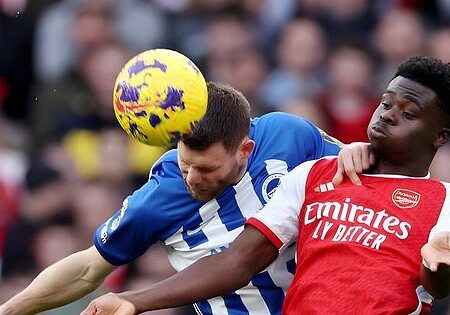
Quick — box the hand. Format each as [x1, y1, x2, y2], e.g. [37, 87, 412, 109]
[421, 232, 450, 272]
[80, 293, 136, 315]
[332, 142, 375, 186]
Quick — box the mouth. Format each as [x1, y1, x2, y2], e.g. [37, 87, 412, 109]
[370, 123, 388, 139]
[187, 184, 210, 196]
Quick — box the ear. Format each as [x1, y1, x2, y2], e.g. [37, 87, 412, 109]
[239, 138, 255, 159]
[434, 128, 450, 149]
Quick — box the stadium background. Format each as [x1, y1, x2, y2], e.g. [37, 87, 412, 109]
[0, 0, 449, 313]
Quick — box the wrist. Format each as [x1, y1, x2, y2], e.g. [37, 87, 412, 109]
[0, 303, 16, 315]
[117, 291, 139, 314]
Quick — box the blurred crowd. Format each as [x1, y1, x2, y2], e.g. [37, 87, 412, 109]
[1, 0, 450, 314]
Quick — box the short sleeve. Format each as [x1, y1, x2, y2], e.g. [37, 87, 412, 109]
[247, 160, 317, 251]
[94, 151, 202, 265]
[249, 113, 342, 169]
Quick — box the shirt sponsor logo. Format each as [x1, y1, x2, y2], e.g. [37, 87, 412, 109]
[304, 197, 412, 250]
[392, 188, 421, 209]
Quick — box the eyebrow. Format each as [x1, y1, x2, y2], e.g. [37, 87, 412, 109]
[382, 91, 424, 109]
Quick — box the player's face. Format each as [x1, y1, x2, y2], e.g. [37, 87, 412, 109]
[177, 139, 253, 202]
[367, 76, 444, 163]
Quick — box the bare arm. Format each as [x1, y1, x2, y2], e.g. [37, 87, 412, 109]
[0, 246, 116, 315]
[421, 232, 450, 299]
[82, 226, 278, 314]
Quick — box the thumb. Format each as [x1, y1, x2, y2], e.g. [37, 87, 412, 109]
[80, 302, 97, 315]
[430, 262, 439, 272]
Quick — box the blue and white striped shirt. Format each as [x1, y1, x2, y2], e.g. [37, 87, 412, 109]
[94, 112, 341, 314]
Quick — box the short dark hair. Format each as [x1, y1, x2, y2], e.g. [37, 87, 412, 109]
[181, 82, 251, 152]
[394, 55, 450, 125]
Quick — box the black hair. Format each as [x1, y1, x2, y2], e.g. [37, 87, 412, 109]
[394, 55, 450, 125]
[181, 82, 251, 152]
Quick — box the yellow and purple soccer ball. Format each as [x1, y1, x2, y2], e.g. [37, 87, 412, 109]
[113, 49, 208, 147]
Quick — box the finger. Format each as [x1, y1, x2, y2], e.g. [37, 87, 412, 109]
[346, 170, 362, 186]
[369, 151, 376, 166]
[430, 262, 438, 272]
[361, 146, 371, 170]
[80, 304, 95, 315]
[351, 151, 363, 175]
[332, 155, 345, 185]
[332, 172, 343, 185]
[344, 154, 362, 186]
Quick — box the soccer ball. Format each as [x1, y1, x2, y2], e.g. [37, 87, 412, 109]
[113, 49, 208, 147]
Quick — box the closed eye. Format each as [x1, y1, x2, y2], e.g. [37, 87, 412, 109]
[403, 112, 417, 120]
[381, 102, 391, 109]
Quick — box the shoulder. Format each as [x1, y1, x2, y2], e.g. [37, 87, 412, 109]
[151, 149, 178, 172]
[251, 112, 321, 142]
[126, 149, 192, 221]
[253, 112, 314, 128]
[291, 156, 337, 178]
[250, 113, 340, 165]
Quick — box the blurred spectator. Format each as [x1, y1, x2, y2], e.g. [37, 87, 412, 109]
[71, 181, 123, 246]
[33, 225, 82, 269]
[0, 0, 34, 120]
[258, 18, 326, 110]
[0, 180, 20, 277]
[62, 128, 166, 187]
[430, 143, 450, 182]
[317, 43, 378, 143]
[33, 226, 107, 314]
[3, 2, 450, 314]
[427, 28, 450, 63]
[205, 14, 256, 64]
[208, 48, 268, 115]
[429, 0, 450, 25]
[204, 14, 269, 114]
[2, 157, 73, 278]
[372, 8, 425, 91]
[33, 0, 167, 82]
[280, 98, 328, 131]
[29, 40, 132, 146]
[0, 117, 28, 226]
[313, 0, 377, 47]
[0, 117, 27, 278]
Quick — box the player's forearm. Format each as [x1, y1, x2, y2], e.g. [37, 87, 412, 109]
[1, 247, 115, 315]
[421, 264, 450, 299]
[120, 227, 278, 313]
[121, 252, 251, 312]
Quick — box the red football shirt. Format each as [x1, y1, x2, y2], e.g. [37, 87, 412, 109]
[248, 157, 450, 314]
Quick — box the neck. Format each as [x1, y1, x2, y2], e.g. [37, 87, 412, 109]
[369, 158, 432, 177]
[368, 145, 437, 177]
[233, 162, 248, 185]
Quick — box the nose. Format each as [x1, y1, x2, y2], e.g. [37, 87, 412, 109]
[379, 108, 396, 124]
[186, 167, 202, 186]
